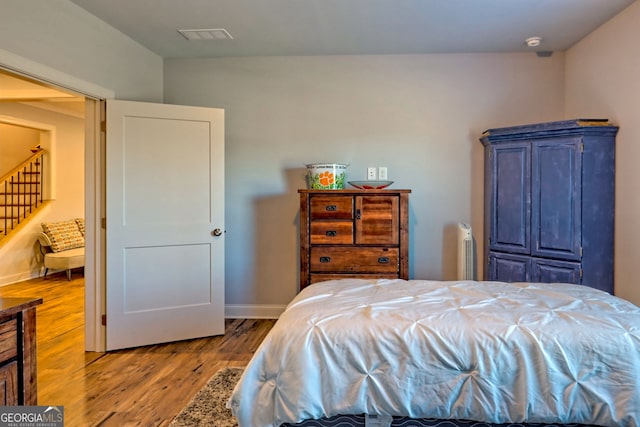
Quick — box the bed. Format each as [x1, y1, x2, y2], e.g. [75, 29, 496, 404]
[228, 279, 640, 427]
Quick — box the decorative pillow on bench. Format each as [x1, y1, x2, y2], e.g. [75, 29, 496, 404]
[41, 220, 85, 253]
[75, 218, 85, 236]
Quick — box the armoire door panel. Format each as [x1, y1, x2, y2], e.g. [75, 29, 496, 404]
[532, 139, 582, 260]
[490, 143, 530, 254]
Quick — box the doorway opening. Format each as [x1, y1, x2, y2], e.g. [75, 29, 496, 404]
[0, 64, 104, 351]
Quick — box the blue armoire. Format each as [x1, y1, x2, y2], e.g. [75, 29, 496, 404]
[480, 119, 618, 294]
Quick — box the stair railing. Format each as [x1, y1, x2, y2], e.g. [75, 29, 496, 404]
[0, 148, 47, 240]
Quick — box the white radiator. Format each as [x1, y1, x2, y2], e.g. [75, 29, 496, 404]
[457, 222, 475, 280]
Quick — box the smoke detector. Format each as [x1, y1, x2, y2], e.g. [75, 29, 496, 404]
[178, 29, 233, 41]
[525, 36, 542, 47]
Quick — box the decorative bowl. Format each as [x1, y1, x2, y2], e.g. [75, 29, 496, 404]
[348, 180, 393, 189]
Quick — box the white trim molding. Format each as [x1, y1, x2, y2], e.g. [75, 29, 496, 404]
[0, 48, 114, 100]
[225, 304, 285, 319]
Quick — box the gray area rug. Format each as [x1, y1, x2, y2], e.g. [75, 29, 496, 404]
[169, 366, 243, 427]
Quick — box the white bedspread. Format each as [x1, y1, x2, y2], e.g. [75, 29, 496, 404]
[228, 279, 640, 427]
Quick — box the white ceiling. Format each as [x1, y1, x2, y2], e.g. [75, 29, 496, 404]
[0, 69, 85, 118]
[68, 0, 635, 58]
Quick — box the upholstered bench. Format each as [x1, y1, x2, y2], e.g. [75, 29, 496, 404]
[37, 218, 85, 281]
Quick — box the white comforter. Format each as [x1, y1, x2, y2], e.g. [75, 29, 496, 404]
[228, 279, 640, 427]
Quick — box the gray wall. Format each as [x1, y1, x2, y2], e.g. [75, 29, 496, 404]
[565, 0, 640, 305]
[165, 53, 566, 308]
[0, 0, 163, 285]
[0, 123, 40, 176]
[0, 0, 163, 101]
[2, 0, 638, 309]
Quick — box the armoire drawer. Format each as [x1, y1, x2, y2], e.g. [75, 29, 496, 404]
[310, 247, 399, 273]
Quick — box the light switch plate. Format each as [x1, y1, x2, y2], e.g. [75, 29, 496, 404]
[378, 167, 388, 180]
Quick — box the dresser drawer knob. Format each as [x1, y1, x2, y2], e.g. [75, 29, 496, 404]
[325, 205, 337, 211]
[319, 256, 331, 263]
[325, 230, 337, 237]
[378, 257, 390, 264]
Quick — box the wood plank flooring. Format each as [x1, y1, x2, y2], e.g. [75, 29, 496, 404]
[0, 272, 276, 426]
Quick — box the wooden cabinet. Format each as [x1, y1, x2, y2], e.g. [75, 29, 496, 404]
[480, 119, 617, 293]
[299, 189, 410, 290]
[0, 297, 42, 405]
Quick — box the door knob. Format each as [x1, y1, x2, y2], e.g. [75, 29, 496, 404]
[212, 228, 223, 237]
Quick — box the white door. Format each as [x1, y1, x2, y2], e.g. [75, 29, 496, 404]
[105, 100, 225, 350]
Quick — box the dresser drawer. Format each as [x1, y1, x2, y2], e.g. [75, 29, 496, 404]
[310, 196, 353, 220]
[310, 221, 354, 244]
[0, 319, 18, 363]
[0, 360, 18, 405]
[310, 247, 399, 273]
[310, 273, 400, 284]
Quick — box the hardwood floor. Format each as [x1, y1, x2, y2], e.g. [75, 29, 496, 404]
[0, 272, 276, 426]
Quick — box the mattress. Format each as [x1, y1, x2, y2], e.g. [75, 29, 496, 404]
[228, 279, 640, 427]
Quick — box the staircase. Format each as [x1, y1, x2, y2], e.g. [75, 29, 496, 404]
[0, 148, 46, 243]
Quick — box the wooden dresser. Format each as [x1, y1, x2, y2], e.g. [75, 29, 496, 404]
[299, 189, 410, 290]
[0, 297, 42, 405]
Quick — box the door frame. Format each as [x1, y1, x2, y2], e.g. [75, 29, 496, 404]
[84, 99, 107, 352]
[1, 48, 114, 352]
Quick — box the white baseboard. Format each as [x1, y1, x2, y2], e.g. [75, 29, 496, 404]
[225, 304, 285, 319]
[0, 270, 41, 288]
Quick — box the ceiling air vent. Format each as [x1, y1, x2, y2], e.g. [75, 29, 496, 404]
[178, 29, 233, 41]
